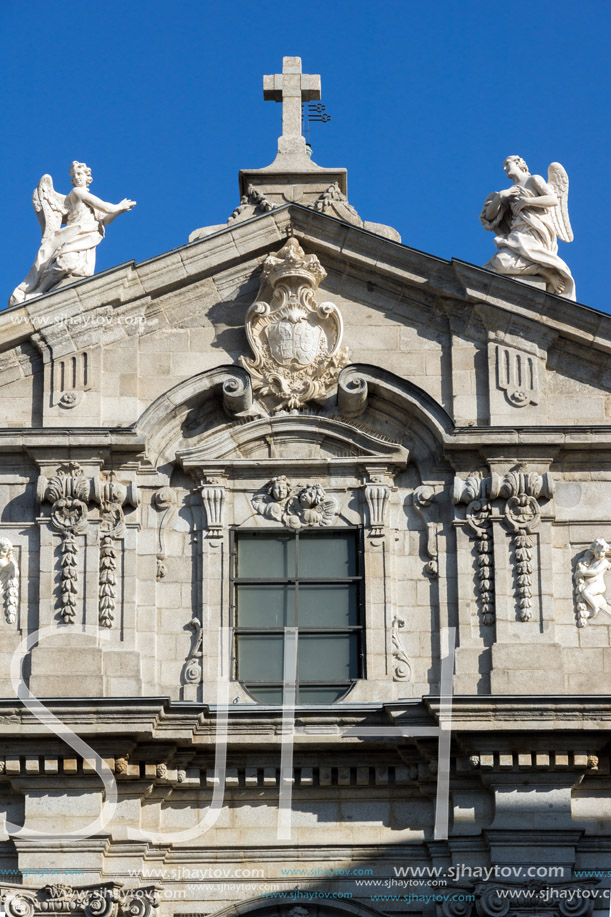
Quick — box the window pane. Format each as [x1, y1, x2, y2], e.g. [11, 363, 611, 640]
[298, 686, 351, 704]
[237, 634, 284, 681]
[237, 533, 295, 578]
[237, 585, 296, 626]
[298, 584, 357, 626]
[298, 633, 358, 681]
[245, 686, 284, 705]
[299, 532, 356, 578]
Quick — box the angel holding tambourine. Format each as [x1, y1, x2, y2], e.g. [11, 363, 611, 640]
[9, 161, 136, 306]
[480, 156, 576, 301]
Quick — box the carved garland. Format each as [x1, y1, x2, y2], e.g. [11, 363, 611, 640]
[454, 470, 553, 624]
[491, 471, 553, 622]
[37, 463, 91, 624]
[37, 466, 138, 627]
[453, 474, 495, 625]
[0, 539, 19, 624]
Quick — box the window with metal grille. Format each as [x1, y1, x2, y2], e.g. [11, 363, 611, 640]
[232, 529, 364, 704]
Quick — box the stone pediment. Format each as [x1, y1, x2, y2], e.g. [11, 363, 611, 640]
[176, 412, 409, 472]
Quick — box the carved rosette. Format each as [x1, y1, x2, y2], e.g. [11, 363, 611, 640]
[0, 539, 19, 624]
[37, 463, 92, 624]
[453, 474, 495, 625]
[491, 471, 554, 622]
[239, 238, 350, 411]
[391, 615, 413, 681]
[252, 477, 338, 529]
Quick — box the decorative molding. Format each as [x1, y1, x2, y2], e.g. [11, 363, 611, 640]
[574, 538, 611, 627]
[496, 343, 540, 407]
[239, 237, 350, 411]
[0, 539, 19, 624]
[391, 615, 413, 682]
[453, 474, 495, 625]
[36, 884, 161, 917]
[413, 485, 439, 577]
[152, 487, 177, 581]
[251, 476, 338, 529]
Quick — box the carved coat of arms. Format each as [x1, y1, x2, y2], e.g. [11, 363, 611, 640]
[240, 237, 350, 410]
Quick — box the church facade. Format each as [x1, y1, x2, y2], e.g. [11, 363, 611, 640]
[0, 58, 609, 917]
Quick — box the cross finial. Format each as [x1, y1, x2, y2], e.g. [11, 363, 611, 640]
[263, 57, 321, 156]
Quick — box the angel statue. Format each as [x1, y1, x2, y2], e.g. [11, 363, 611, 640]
[9, 161, 136, 306]
[480, 156, 575, 300]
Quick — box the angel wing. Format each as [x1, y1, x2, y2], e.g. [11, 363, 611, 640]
[547, 162, 574, 243]
[32, 174, 68, 241]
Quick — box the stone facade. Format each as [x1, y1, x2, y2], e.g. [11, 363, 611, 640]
[1, 58, 610, 917]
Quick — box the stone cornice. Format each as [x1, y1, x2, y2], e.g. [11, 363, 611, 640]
[1, 204, 611, 367]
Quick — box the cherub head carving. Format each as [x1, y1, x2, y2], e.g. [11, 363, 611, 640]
[267, 475, 291, 503]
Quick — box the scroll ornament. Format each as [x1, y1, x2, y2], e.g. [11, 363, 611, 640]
[391, 615, 413, 681]
[252, 476, 338, 529]
[240, 238, 350, 411]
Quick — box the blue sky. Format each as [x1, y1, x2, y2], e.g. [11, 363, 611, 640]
[2, 0, 610, 309]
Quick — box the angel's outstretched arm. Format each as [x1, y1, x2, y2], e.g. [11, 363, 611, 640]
[72, 187, 136, 223]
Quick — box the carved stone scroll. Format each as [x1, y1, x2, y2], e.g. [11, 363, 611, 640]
[222, 372, 253, 415]
[337, 371, 368, 415]
[391, 615, 413, 681]
[413, 485, 439, 577]
[252, 476, 338, 529]
[184, 617, 204, 684]
[239, 237, 350, 411]
[153, 487, 177, 580]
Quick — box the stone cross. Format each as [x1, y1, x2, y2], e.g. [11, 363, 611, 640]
[263, 57, 321, 155]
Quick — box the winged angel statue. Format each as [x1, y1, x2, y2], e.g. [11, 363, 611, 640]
[480, 156, 575, 300]
[9, 161, 136, 306]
